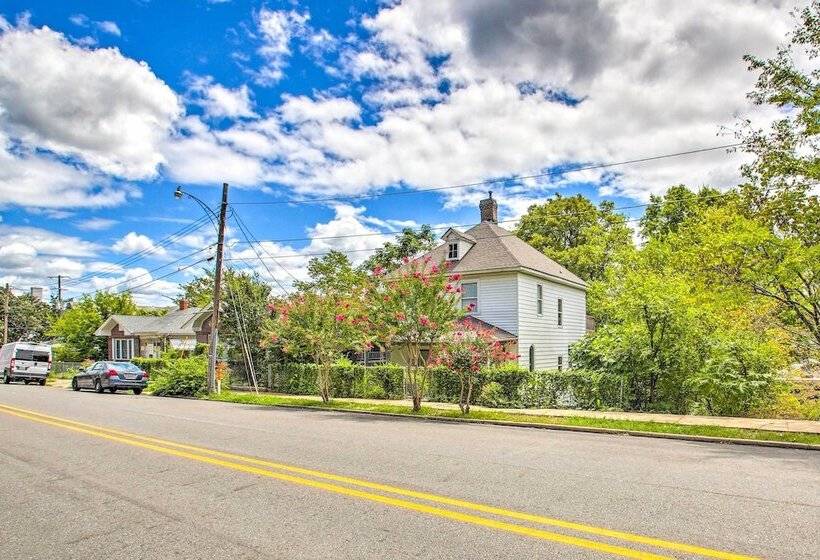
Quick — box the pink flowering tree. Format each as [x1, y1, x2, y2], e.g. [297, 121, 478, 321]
[433, 324, 518, 414]
[368, 257, 463, 411]
[267, 290, 371, 403]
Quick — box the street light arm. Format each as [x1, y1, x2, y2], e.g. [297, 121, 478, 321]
[174, 186, 220, 225]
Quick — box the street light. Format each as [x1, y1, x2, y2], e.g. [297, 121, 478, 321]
[174, 184, 230, 394]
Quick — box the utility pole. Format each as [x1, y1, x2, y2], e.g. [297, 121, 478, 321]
[207, 182, 229, 393]
[48, 275, 65, 313]
[3, 283, 9, 345]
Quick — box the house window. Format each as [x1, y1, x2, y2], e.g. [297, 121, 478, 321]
[113, 339, 134, 361]
[447, 242, 459, 260]
[461, 282, 478, 313]
[528, 345, 535, 372]
[536, 284, 543, 315]
[557, 298, 563, 326]
[557, 356, 563, 372]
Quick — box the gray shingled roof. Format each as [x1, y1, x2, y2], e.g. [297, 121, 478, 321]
[412, 221, 587, 288]
[95, 307, 211, 337]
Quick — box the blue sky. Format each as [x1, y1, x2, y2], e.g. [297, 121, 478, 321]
[0, 0, 795, 304]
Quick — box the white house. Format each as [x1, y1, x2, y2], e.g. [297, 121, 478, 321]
[407, 194, 587, 371]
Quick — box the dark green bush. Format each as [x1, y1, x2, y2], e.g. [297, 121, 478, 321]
[148, 357, 209, 397]
[132, 357, 172, 374]
[270, 363, 405, 399]
[477, 381, 507, 407]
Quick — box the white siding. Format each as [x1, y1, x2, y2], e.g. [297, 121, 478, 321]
[516, 273, 586, 370]
[460, 272, 518, 335]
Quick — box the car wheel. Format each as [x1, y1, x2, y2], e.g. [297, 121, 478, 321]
[109, 388, 117, 393]
[71, 378, 80, 391]
[2, 370, 9, 384]
[38, 379, 46, 386]
[23, 380, 30, 385]
[94, 379, 104, 394]
[133, 388, 143, 395]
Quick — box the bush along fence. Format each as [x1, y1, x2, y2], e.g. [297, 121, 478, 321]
[226, 361, 630, 410]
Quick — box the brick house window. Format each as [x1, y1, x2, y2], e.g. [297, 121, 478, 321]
[113, 339, 134, 361]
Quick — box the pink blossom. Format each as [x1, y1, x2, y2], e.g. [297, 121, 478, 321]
[372, 265, 385, 276]
[402, 256, 410, 264]
[445, 283, 454, 292]
[395, 312, 406, 321]
[335, 314, 346, 322]
[466, 303, 476, 311]
[430, 263, 439, 273]
[449, 273, 461, 281]
[423, 255, 431, 264]
[419, 315, 430, 327]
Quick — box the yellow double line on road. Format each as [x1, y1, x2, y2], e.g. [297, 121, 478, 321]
[0, 403, 758, 560]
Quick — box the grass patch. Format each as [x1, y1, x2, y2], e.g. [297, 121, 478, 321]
[207, 392, 820, 446]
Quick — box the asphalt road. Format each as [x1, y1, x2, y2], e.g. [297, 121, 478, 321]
[0, 384, 817, 560]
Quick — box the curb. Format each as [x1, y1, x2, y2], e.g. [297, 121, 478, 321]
[211, 399, 820, 451]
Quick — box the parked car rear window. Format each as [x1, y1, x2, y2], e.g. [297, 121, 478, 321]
[108, 362, 142, 372]
[15, 350, 50, 362]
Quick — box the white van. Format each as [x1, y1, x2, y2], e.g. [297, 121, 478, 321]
[0, 342, 52, 385]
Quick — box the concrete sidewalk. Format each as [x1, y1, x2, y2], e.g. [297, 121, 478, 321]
[251, 391, 820, 434]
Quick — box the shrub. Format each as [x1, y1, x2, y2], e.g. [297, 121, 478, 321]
[477, 381, 507, 407]
[131, 357, 172, 374]
[270, 363, 405, 399]
[484, 363, 528, 402]
[148, 356, 209, 397]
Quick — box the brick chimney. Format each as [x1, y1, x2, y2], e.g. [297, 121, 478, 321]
[179, 299, 190, 311]
[479, 191, 498, 223]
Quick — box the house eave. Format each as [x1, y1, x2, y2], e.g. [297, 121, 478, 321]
[460, 266, 587, 290]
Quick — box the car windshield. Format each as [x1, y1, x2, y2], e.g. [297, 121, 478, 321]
[108, 362, 142, 373]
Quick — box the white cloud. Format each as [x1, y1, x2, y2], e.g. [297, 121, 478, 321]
[253, 8, 310, 85]
[162, 117, 265, 187]
[0, 21, 182, 180]
[186, 74, 256, 119]
[217, 0, 794, 214]
[74, 217, 118, 231]
[112, 232, 167, 257]
[96, 21, 121, 37]
[0, 225, 98, 257]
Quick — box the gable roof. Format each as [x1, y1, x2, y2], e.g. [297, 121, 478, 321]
[408, 221, 587, 289]
[457, 316, 517, 342]
[94, 306, 212, 337]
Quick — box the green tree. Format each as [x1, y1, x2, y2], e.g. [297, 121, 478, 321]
[640, 185, 736, 240]
[294, 250, 365, 293]
[361, 226, 437, 273]
[737, 0, 819, 244]
[1, 289, 55, 343]
[179, 269, 274, 370]
[515, 195, 633, 282]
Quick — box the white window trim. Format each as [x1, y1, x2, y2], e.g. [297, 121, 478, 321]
[557, 297, 563, 327]
[113, 338, 134, 361]
[461, 280, 479, 314]
[447, 242, 459, 260]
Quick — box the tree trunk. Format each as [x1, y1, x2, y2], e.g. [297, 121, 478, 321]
[318, 362, 331, 404]
[458, 375, 467, 414]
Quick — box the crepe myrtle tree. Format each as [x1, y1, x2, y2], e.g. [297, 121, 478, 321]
[432, 324, 518, 414]
[267, 290, 372, 403]
[369, 257, 463, 411]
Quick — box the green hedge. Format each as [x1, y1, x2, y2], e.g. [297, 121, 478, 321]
[270, 363, 406, 399]
[131, 357, 173, 374]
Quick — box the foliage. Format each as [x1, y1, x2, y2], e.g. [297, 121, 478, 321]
[180, 268, 274, 366]
[433, 326, 517, 413]
[640, 185, 736, 241]
[515, 194, 633, 282]
[48, 292, 148, 361]
[361, 226, 437, 273]
[268, 288, 372, 403]
[147, 356, 209, 397]
[294, 251, 366, 294]
[0, 287, 55, 343]
[476, 381, 507, 408]
[367, 257, 463, 410]
[268, 362, 406, 399]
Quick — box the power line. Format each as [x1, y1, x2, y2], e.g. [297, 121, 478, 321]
[65, 215, 213, 286]
[228, 210, 293, 295]
[230, 143, 744, 207]
[234, 190, 735, 246]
